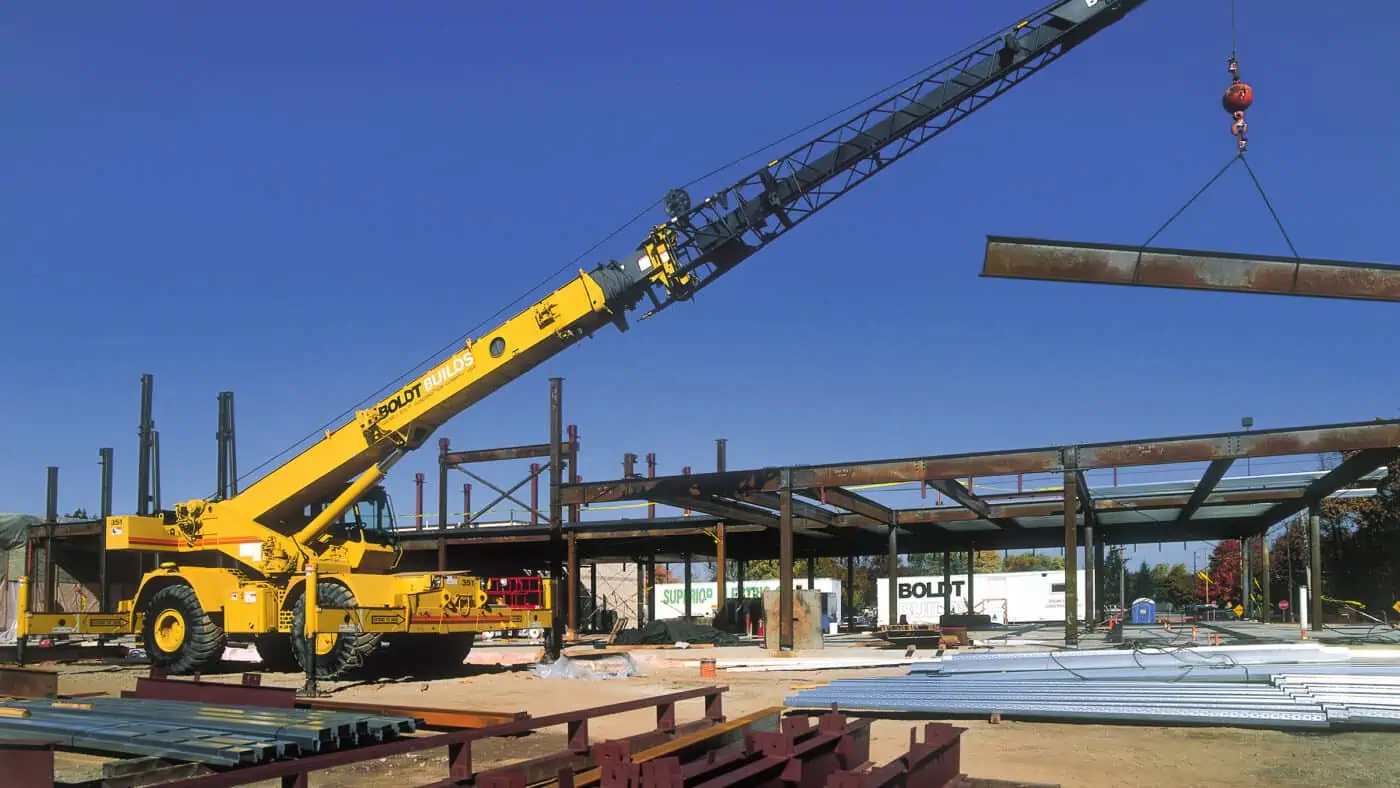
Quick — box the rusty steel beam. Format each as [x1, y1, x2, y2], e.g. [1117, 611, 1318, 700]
[442, 442, 576, 465]
[559, 419, 1400, 505]
[1177, 459, 1234, 523]
[736, 491, 837, 526]
[805, 486, 893, 524]
[0, 666, 58, 699]
[981, 235, 1400, 303]
[1248, 448, 1400, 534]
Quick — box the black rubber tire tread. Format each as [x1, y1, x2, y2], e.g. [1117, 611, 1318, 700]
[141, 584, 226, 675]
[290, 582, 381, 679]
[253, 633, 301, 672]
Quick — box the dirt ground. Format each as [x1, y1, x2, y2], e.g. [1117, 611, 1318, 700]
[40, 646, 1400, 788]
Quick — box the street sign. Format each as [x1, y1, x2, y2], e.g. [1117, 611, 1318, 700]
[1233, 604, 1244, 617]
[1279, 600, 1289, 610]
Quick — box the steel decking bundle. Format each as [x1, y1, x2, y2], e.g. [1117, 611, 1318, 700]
[785, 645, 1400, 731]
[0, 695, 421, 767]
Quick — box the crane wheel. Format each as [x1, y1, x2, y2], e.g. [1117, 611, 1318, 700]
[290, 582, 381, 680]
[141, 584, 227, 674]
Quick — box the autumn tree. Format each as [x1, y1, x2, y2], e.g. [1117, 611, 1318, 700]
[1004, 552, 1065, 571]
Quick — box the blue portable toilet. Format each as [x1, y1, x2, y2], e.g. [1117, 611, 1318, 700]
[1130, 597, 1157, 625]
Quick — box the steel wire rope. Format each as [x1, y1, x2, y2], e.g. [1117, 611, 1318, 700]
[228, 8, 1067, 493]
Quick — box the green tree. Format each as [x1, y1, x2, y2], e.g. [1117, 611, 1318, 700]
[1102, 547, 1126, 608]
[1163, 563, 1196, 607]
[1131, 561, 1154, 601]
[1004, 552, 1065, 572]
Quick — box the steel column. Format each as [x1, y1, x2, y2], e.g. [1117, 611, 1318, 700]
[1260, 533, 1272, 622]
[683, 554, 692, 620]
[531, 463, 541, 526]
[99, 447, 112, 613]
[779, 468, 794, 650]
[589, 563, 597, 633]
[437, 438, 449, 571]
[845, 554, 855, 630]
[715, 439, 727, 616]
[1309, 507, 1323, 631]
[137, 373, 153, 516]
[1063, 466, 1079, 646]
[44, 466, 57, 614]
[548, 379, 566, 656]
[807, 556, 816, 588]
[1085, 522, 1095, 631]
[568, 533, 579, 637]
[635, 558, 646, 627]
[887, 524, 898, 627]
[414, 473, 424, 530]
[966, 547, 975, 616]
[1242, 536, 1252, 619]
[1093, 540, 1106, 626]
[942, 552, 951, 617]
[647, 558, 657, 627]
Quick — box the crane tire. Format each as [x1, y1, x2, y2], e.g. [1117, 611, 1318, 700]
[290, 582, 381, 680]
[142, 584, 227, 675]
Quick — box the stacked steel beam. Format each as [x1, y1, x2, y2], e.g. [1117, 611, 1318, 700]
[784, 644, 1400, 731]
[0, 696, 419, 767]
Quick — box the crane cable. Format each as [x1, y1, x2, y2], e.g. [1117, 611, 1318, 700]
[1133, 0, 1301, 282]
[231, 12, 1042, 491]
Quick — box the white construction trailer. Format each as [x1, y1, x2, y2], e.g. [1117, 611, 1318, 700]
[876, 569, 1087, 626]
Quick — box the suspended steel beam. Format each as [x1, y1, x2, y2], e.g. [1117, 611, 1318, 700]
[981, 235, 1400, 303]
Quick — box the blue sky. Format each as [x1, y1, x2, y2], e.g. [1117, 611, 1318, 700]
[4, 1, 1397, 572]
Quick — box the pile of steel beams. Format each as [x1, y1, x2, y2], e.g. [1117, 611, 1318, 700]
[0, 695, 419, 767]
[785, 644, 1400, 731]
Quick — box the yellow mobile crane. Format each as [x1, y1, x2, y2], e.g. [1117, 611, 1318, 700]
[17, 0, 1151, 678]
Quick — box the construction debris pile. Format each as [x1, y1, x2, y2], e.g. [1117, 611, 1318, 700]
[784, 644, 1400, 731]
[0, 695, 420, 766]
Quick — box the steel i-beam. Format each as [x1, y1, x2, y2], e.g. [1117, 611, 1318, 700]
[982, 235, 1400, 303]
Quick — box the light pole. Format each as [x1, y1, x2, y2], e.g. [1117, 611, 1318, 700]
[1241, 416, 1254, 475]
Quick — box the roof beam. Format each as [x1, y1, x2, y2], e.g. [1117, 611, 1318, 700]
[927, 478, 1022, 530]
[1176, 459, 1234, 523]
[1247, 448, 1400, 533]
[801, 486, 894, 524]
[981, 235, 1400, 303]
[735, 491, 838, 526]
[1076, 471, 1096, 529]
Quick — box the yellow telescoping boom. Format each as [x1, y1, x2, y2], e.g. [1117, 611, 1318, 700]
[19, 0, 1150, 677]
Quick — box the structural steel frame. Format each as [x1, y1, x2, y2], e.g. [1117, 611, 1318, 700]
[551, 418, 1399, 648]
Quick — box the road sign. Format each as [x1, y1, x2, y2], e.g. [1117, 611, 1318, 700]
[1279, 600, 1289, 610]
[1233, 604, 1244, 617]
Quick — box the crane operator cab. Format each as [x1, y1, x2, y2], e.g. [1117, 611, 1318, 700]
[300, 485, 403, 571]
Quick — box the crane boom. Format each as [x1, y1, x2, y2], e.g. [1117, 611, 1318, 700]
[175, 0, 1151, 556]
[632, 0, 1148, 318]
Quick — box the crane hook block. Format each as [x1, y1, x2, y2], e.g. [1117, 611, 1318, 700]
[1223, 82, 1253, 114]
